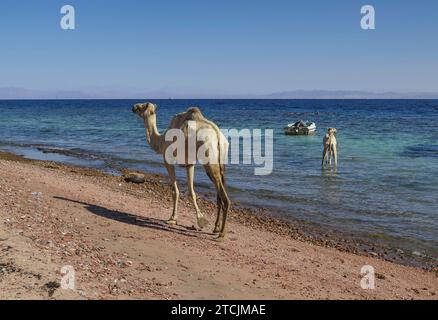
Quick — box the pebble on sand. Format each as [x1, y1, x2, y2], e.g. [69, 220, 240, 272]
[123, 173, 146, 184]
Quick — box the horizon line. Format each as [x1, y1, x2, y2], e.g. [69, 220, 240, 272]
[1, 97, 438, 101]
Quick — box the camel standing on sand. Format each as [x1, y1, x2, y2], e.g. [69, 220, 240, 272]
[132, 102, 231, 240]
[322, 128, 338, 167]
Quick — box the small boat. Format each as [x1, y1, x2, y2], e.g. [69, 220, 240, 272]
[284, 120, 316, 135]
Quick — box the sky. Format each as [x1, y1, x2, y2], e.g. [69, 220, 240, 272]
[0, 0, 437, 98]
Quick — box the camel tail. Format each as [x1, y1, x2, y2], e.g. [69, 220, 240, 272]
[199, 117, 226, 180]
[216, 131, 226, 186]
[209, 121, 227, 187]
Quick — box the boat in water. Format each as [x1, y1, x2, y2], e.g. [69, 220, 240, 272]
[284, 120, 316, 135]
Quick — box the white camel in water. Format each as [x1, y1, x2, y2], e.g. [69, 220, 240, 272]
[132, 102, 231, 241]
[322, 127, 338, 167]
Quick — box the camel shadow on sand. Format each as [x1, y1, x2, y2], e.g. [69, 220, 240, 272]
[54, 196, 214, 238]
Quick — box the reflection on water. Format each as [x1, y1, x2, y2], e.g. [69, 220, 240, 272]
[319, 168, 341, 211]
[321, 167, 338, 177]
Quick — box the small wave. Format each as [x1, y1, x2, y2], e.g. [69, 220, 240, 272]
[36, 146, 102, 160]
[0, 141, 102, 161]
[0, 141, 165, 172]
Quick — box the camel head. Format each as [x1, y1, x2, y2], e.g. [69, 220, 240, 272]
[132, 102, 158, 144]
[132, 102, 157, 118]
[327, 127, 337, 136]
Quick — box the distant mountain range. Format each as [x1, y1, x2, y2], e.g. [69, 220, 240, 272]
[262, 90, 438, 99]
[1, 87, 438, 99]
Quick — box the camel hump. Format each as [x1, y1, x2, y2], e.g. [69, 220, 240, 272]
[186, 106, 205, 121]
[185, 107, 221, 131]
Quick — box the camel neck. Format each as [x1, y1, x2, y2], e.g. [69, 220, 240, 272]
[144, 117, 164, 154]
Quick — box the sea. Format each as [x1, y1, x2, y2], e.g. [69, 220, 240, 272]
[1, 99, 437, 259]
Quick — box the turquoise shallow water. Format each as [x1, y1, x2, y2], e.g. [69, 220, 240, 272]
[1, 99, 437, 258]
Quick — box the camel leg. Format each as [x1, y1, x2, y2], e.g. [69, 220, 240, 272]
[213, 195, 223, 233]
[203, 165, 223, 233]
[216, 179, 231, 241]
[187, 165, 208, 229]
[207, 165, 230, 241]
[322, 148, 328, 167]
[164, 163, 179, 225]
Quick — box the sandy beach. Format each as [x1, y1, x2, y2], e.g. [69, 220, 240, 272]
[0, 151, 437, 300]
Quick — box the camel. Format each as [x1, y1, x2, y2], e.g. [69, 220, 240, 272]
[322, 128, 338, 167]
[132, 102, 231, 240]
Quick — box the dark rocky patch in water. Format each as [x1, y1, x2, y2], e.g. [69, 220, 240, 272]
[404, 144, 438, 158]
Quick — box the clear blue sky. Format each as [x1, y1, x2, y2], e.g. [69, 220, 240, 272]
[1, 0, 437, 97]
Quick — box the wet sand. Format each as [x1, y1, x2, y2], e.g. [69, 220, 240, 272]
[0, 151, 437, 299]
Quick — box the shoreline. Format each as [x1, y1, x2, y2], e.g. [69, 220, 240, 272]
[2, 119, 438, 264]
[1, 150, 436, 271]
[1, 150, 438, 299]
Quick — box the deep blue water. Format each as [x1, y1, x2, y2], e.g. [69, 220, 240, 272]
[1, 99, 438, 258]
